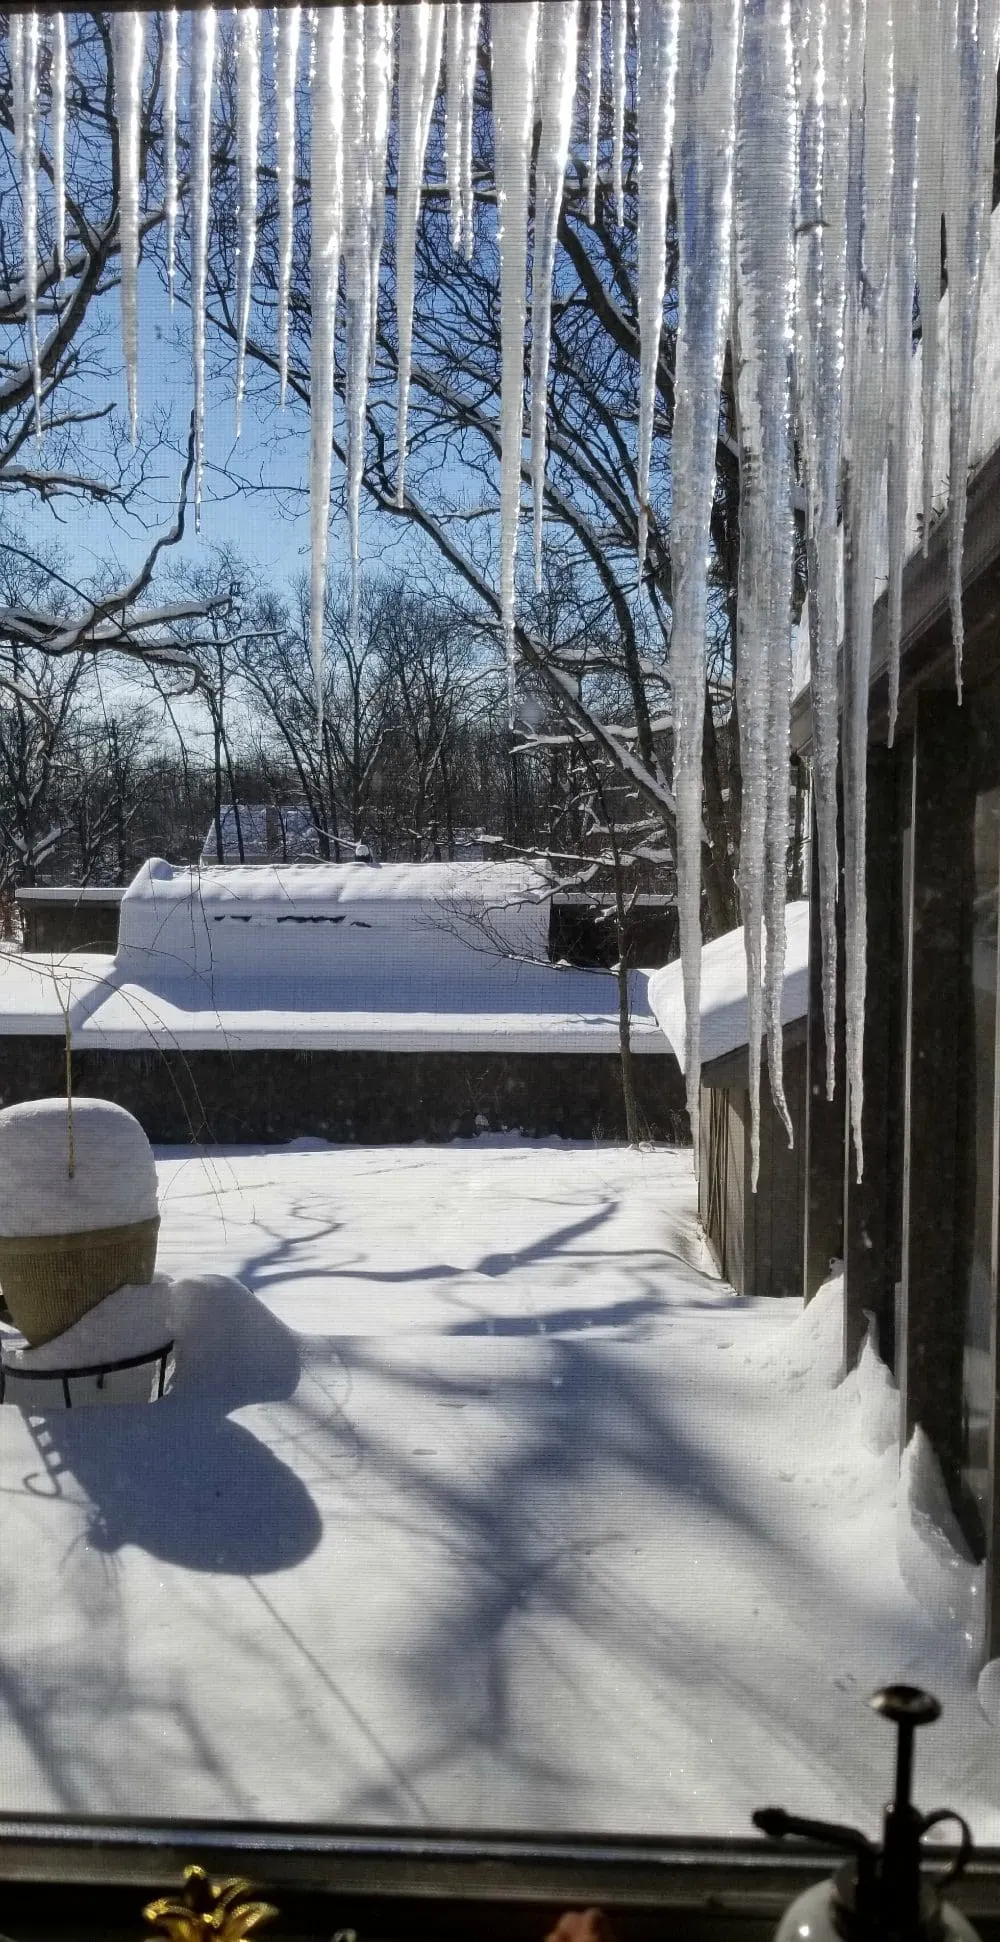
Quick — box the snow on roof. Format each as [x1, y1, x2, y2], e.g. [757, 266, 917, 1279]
[117, 858, 555, 981]
[645, 900, 810, 1069]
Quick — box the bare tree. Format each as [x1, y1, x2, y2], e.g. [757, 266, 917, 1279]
[0, 17, 230, 684]
[177, 25, 746, 933]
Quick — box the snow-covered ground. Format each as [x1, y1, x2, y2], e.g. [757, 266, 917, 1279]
[0, 1139, 995, 1836]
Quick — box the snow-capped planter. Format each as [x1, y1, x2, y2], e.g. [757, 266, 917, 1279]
[0, 1098, 159, 1346]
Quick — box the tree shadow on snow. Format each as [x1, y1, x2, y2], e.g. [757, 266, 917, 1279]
[274, 1335, 923, 1830]
[17, 1276, 321, 1575]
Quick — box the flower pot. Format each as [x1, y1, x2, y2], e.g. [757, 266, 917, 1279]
[0, 1216, 160, 1347]
[0, 1097, 160, 1348]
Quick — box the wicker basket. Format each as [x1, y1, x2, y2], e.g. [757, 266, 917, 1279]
[0, 1216, 160, 1347]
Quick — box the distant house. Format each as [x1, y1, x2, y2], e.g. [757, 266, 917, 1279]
[200, 804, 321, 864]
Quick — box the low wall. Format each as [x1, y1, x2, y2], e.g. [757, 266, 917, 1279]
[0, 1039, 689, 1145]
[18, 899, 122, 953]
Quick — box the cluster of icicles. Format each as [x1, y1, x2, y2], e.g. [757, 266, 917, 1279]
[4, 0, 1000, 1185]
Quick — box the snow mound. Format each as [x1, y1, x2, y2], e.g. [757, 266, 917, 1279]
[856, 1325, 900, 1455]
[0, 1097, 158, 1237]
[897, 1427, 983, 1641]
[778, 1270, 845, 1387]
[1, 1272, 296, 1410]
[2, 1273, 175, 1370]
[976, 1658, 1000, 1726]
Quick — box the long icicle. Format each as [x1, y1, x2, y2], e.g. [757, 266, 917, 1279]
[234, 8, 260, 436]
[114, 12, 145, 447]
[734, 0, 797, 1189]
[113, 13, 145, 448]
[586, 0, 602, 224]
[530, 0, 579, 591]
[670, 0, 740, 1176]
[190, 7, 216, 526]
[395, 2, 444, 504]
[490, 0, 540, 711]
[842, 0, 892, 1181]
[446, 4, 466, 250]
[635, 0, 680, 575]
[460, 3, 480, 259]
[799, 0, 851, 1097]
[163, 9, 179, 305]
[276, 5, 301, 407]
[944, 0, 1000, 695]
[51, 14, 67, 283]
[885, 0, 919, 744]
[309, 5, 345, 723]
[9, 16, 25, 175]
[20, 13, 42, 440]
[915, 0, 945, 556]
[611, 0, 627, 224]
[365, 3, 393, 366]
[344, 3, 374, 645]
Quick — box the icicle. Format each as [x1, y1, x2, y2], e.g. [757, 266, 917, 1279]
[276, 6, 301, 406]
[190, 7, 216, 526]
[611, 0, 627, 224]
[17, 14, 42, 439]
[490, 0, 539, 708]
[944, 0, 1000, 696]
[733, 0, 797, 1189]
[234, 9, 261, 437]
[635, 0, 680, 574]
[51, 14, 67, 283]
[113, 12, 144, 447]
[842, 0, 892, 1181]
[530, 1, 579, 591]
[163, 10, 179, 306]
[9, 16, 24, 171]
[586, 0, 602, 225]
[460, 4, 480, 259]
[915, 0, 945, 557]
[445, 0, 480, 259]
[365, 2, 393, 362]
[309, 5, 345, 723]
[446, 5, 465, 250]
[395, 2, 445, 504]
[670, 0, 740, 1175]
[801, 0, 851, 1098]
[885, 0, 920, 744]
[344, 4, 373, 645]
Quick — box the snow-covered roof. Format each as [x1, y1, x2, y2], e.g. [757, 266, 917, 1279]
[117, 858, 555, 978]
[645, 901, 810, 1069]
[0, 859, 669, 1056]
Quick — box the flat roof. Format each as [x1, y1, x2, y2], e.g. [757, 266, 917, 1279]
[0, 951, 669, 1056]
[15, 887, 126, 904]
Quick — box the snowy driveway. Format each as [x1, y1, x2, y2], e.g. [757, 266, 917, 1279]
[0, 1141, 995, 1836]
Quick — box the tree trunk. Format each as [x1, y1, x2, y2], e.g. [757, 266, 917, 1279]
[616, 953, 640, 1146]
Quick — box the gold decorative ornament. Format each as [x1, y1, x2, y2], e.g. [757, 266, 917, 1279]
[144, 1866, 279, 1942]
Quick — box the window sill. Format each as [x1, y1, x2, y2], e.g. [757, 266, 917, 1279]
[1, 1821, 999, 1942]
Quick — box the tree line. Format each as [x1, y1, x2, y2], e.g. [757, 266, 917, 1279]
[0, 554, 696, 906]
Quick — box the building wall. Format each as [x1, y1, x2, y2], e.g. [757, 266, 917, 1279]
[0, 1039, 688, 1146]
[698, 1031, 806, 1299]
[18, 899, 122, 953]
